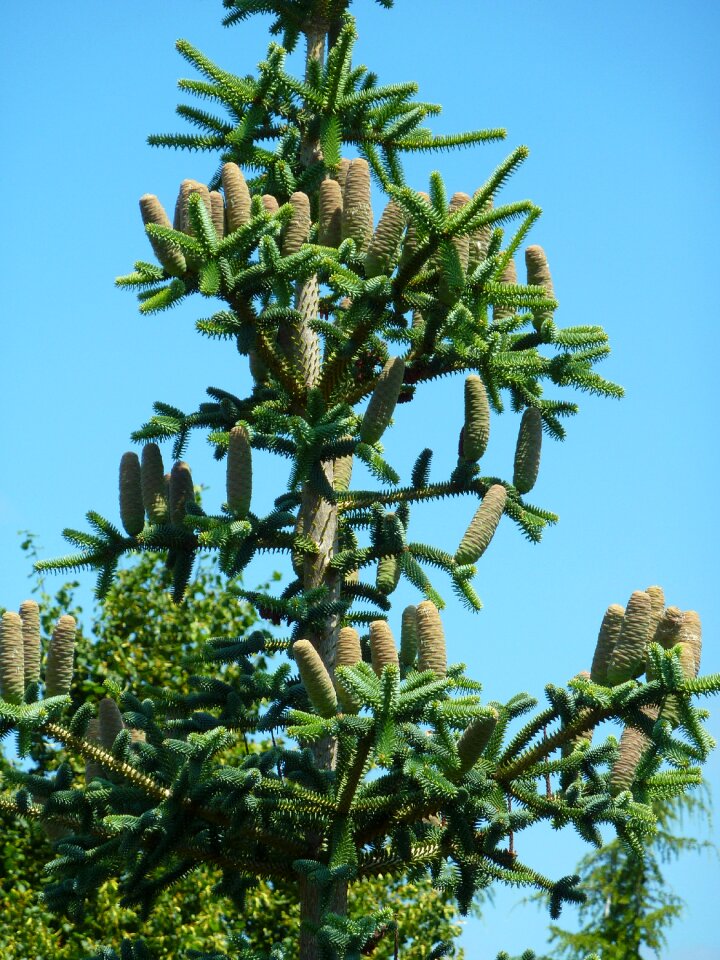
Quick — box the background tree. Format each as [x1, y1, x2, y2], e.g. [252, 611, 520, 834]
[1, 540, 464, 959]
[0, 2, 717, 959]
[544, 790, 715, 960]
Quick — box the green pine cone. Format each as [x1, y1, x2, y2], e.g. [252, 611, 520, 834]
[119, 451, 145, 536]
[209, 190, 225, 240]
[376, 555, 401, 596]
[462, 374, 491, 462]
[282, 192, 311, 256]
[44, 614, 76, 698]
[360, 356, 405, 444]
[98, 697, 125, 750]
[227, 425, 252, 517]
[364, 201, 407, 278]
[0, 611, 25, 704]
[169, 461, 195, 525]
[492, 257, 518, 322]
[335, 626, 362, 713]
[457, 708, 499, 773]
[221, 162, 251, 232]
[141, 443, 168, 524]
[139, 194, 186, 277]
[400, 605, 418, 668]
[319, 178, 343, 248]
[590, 603, 625, 684]
[513, 407, 543, 494]
[369, 620, 399, 677]
[454, 484, 507, 565]
[19, 599, 41, 688]
[293, 639, 337, 718]
[342, 158, 373, 253]
[607, 591, 652, 685]
[416, 600, 447, 677]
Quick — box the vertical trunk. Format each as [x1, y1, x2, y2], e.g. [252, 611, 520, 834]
[297, 23, 347, 957]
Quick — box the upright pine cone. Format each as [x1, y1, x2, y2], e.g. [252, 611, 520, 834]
[400, 605, 419, 668]
[84, 718, 103, 784]
[457, 708, 499, 773]
[653, 605, 684, 650]
[335, 627, 362, 713]
[226, 425, 252, 517]
[19, 599, 41, 688]
[369, 621, 399, 677]
[333, 445, 354, 493]
[590, 604, 625, 685]
[293, 639, 337, 718]
[468, 193, 493, 270]
[285, 275, 321, 388]
[174, 180, 212, 236]
[119, 452, 144, 536]
[139, 194, 186, 276]
[0, 611, 24, 703]
[447, 191, 471, 273]
[399, 192, 430, 270]
[492, 257, 518, 322]
[454, 484, 506, 565]
[342, 158, 373, 253]
[319, 178, 344, 247]
[209, 190, 225, 240]
[360, 357, 406, 444]
[525, 244, 555, 325]
[282, 192, 311, 256]
[141, 443, 168, 524]
[221, 162, 252, 232]
[416, 601, 447, 677]
[513, 407, 543, 494]
[336, 158, 351, 197]
[645, 585, 665, 639]
[365, 201, 407, 278]
[679, 610, 702, 675]
[607, 591, 652, 685]
[44, 615, 76, 697]
[262, 194, 279, 215]
[610, 713, 656, 793]
[98, 697, 125, 750]
[169, 461, 195, 524]
[462, 374, 490, 462]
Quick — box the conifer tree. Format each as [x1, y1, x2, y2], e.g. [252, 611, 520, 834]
[1, 3, 718, 958]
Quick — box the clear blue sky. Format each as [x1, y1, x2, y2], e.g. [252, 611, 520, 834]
[1, 2, 719, 957]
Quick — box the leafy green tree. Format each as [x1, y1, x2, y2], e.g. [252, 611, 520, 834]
[1, 543, 463, 959]
[0, 3, 717, 959]
[544, 791, 715, 960]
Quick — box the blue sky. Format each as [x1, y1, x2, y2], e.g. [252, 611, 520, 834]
[1, 1, 719, 957]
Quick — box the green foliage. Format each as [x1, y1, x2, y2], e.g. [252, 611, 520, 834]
[1, 542, 464, 959]
[0, 4, 715, 960]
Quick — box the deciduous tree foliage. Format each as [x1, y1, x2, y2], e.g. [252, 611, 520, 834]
[1, 2, 717, 958]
